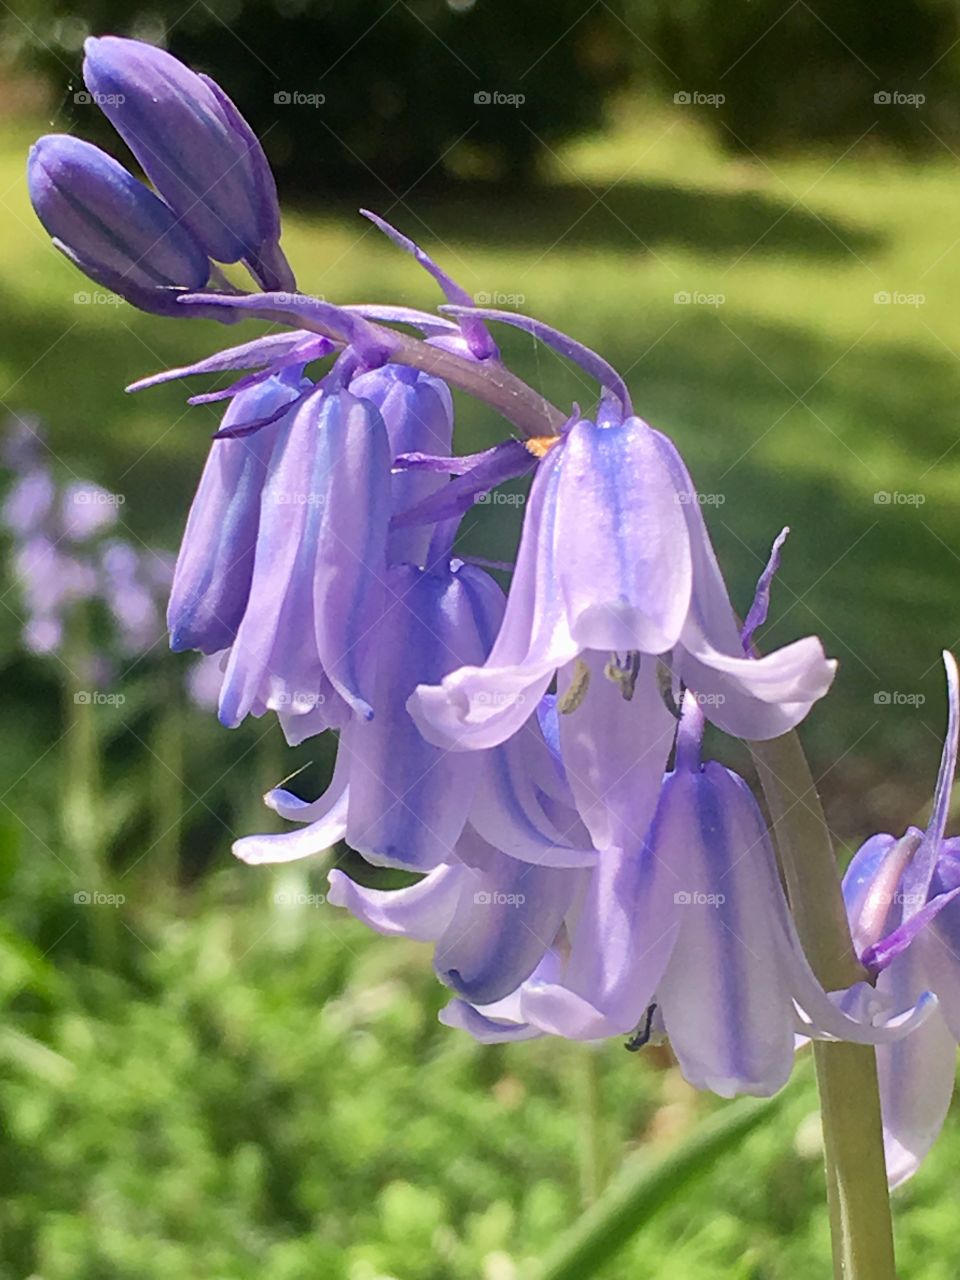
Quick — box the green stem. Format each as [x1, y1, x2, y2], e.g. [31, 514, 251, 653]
[151, 670, 184, 896]
[751, 731, 896, 1280]
[62, 616, 117, 967]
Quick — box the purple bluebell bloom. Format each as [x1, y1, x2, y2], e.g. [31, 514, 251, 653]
[28, 135, 212, 316]
[214, 382, 392, 736]
[83, 37, 294, 291]
[162, 350, 456, 737]
[233, 557, 596, 871]
[440, 697, 934, 1097]
[410, 409, 835, 849]
[13, 535, 98, 654]
[167, 370, 305, 656]
[328, 827, 584, 1006]
[2, 467, 55, 538]
[843, 652, 960, 1185]
[349, 364, 454, 566]
[60, 481, 119, 541]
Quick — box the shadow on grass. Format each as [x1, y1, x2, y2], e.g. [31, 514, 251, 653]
[295, 174, 884, 261]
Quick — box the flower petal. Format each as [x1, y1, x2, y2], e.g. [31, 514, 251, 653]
[168, 372, 301, 654]
[409, 442, 577, 749]
[232, 766, 349, 865]
[434, 833, 578, 1005]
[875, 949, 957, 1187]
[326, 864, 463, 940]
[557, 652, 675, 851]
[556, 418, 691, 655]
[342, 564, 499, 869]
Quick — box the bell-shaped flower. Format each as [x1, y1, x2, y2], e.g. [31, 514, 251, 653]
[410, 411, 834, 849]
[349, 364, 454, 566]
[328, 827, 585, 1006]
[27, 135, 211, 316]
[412, 409, 835, 751]
[441, 700, 934, 1098]
[217, 383, 392, 736]
[82, 37, 294, 290]
[843, 651, 960, 1186]
[233, 559, 597, 872]
[167, 369, 305, 656]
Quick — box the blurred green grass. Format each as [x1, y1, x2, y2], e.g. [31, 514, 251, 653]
[3, 108, 960, 1278]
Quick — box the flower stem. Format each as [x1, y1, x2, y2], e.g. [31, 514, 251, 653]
[751, 731, 896, 1280]
[197, 298, 569, 438]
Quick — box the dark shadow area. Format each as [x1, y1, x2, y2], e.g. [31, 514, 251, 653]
[300, 175, 883, 262]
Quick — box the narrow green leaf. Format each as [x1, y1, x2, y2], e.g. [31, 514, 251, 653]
[539, 1092, 782, 1280]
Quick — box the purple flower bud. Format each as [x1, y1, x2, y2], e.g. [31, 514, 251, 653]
[28, 135, 211, 316]
[83, 37, 294, 290]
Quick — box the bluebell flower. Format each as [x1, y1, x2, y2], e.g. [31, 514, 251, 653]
[82, 37, 294, 291]
[233, 560, 595, 871]
[349, 364, 454, 566]
[439, 697, 934, 1097]
[327, 828, 584, 1006]
[843, 652, 960, 1185]
[410, 408, 836, 849]
[167, 369, 305, 657]
[99, 540, 166, 655]
[216, 381, 392, 736]
[28, 135, 212, 316]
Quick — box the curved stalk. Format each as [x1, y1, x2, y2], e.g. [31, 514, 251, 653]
[751, 731, 896, 1280]
[185, 296, 569, 438]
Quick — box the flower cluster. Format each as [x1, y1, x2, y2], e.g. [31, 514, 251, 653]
[27, 36, 957, 1164]
[1, 415, 170, 659]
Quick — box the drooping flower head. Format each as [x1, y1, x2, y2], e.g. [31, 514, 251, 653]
[431, 550, 928, 1097]
[409, 400, 836, 851]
